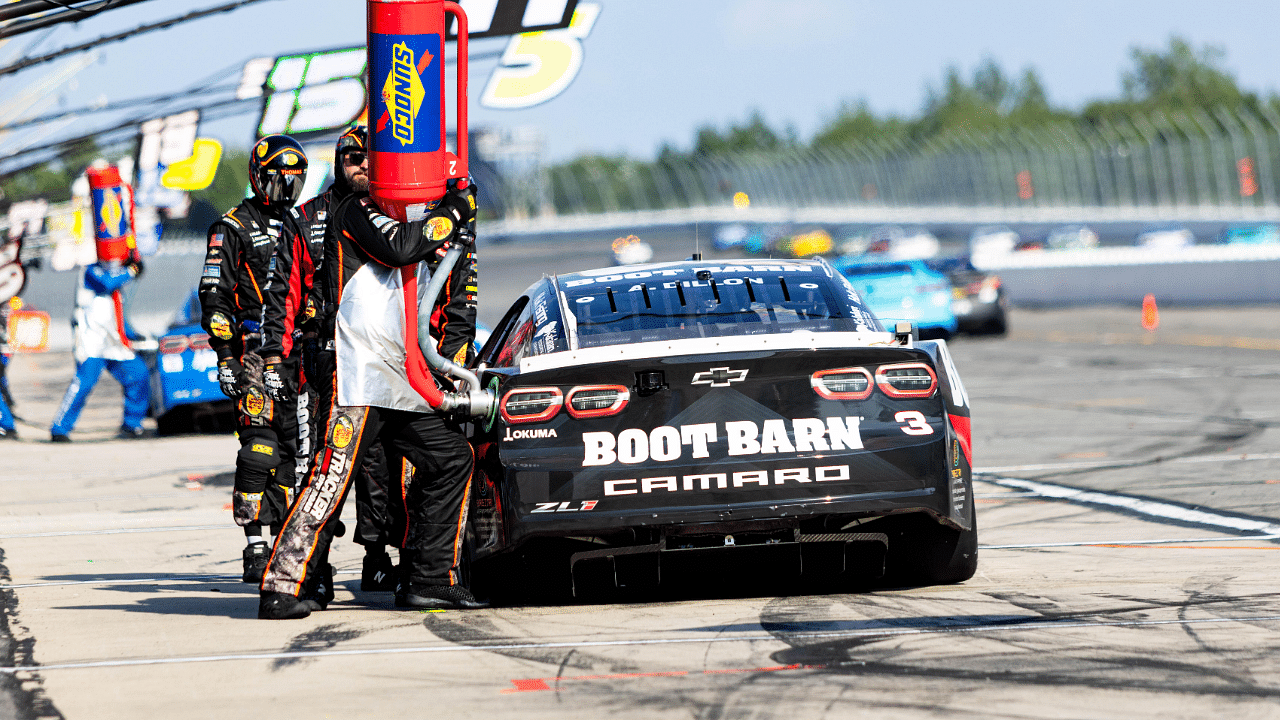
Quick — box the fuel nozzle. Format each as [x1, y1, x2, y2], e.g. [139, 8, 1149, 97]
[415, 243, 497, 419]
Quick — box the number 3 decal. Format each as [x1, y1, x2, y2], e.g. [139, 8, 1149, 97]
[895, 411, 933, 436]
[480, 4, 600, 110]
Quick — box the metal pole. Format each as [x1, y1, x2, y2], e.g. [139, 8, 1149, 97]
[1153, 111, 1190, 207]
[1190, 109, 1233, 207]
[1170, 112, 1213, 206]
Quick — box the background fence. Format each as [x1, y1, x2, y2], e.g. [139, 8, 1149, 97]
[523, 106, 1280, 218]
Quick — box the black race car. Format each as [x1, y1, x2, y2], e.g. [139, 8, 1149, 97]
[926, 256, 1008, 336]
[466, 258, 976, 600]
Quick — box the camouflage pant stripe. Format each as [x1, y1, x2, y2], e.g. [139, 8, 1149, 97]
[261, 406, 370, 596]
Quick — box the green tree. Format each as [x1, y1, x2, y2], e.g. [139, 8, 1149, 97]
[1084, 36, 1256, 122]
[0, 138, 105, 205]
[811, 101, 907, 150]
[690, 111, 792, 157]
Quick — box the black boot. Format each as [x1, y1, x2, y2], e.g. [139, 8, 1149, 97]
[300, 562, 335, 611]
[361, 549, 398, 592]
[395, 583, 488, 610]
[258, 592, 312, 619]
[241, 541, 270, 584]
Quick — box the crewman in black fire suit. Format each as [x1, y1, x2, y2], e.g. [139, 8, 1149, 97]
[200, 135, 310, 584]
[260, 126, 403, 596]
[258, 176, 481, 619]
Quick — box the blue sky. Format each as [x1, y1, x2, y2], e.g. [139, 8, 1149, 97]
[4, 0, 1280, 163]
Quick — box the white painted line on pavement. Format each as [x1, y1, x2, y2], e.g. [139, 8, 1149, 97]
[980, 475, 1280, 535]
[0, 575, 241, 590]
[0, 492, 190, 507]
[0, 570, 361, 590]
[0, 525, 226, 540]
[982, 535, 1280, 549]
[978, 452, 1280, 474]
[3, 614, 1279, 674]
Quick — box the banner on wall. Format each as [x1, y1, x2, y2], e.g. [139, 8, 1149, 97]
[244, 1, 598, 138]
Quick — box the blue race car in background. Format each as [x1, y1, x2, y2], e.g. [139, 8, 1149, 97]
[832, 258, 958, 340]
[141, 291, 493, 436]
[140, 289, 234, 435]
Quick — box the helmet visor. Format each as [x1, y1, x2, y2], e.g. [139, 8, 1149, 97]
[264, 171, 305, 208]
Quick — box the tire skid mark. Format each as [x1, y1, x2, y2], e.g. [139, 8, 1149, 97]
[757, 594, 1280, 699]
[0, 549, 64, 720]
[421, 612, 638, 677]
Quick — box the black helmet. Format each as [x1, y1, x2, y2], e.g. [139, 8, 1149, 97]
[335, 125, 367, 158]
[249, 135, 308, 209]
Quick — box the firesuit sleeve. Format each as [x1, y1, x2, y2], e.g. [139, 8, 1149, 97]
[198, 219, 243, 354]
[335, 195, 454, 268]
[434, 247, 477, 368]
[258, 209, 311, 360]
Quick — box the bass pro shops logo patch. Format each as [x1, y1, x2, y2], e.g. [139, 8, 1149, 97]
[427, 215, 453, 241]
[331, 415, 356, 449]
[209, 312, 233, 340]
[242, 387, 272, 420]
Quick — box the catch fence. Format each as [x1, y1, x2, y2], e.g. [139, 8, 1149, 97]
[522, 106, 1280, 218]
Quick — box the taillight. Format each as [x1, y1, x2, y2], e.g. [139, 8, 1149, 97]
[875, 363, 937, 398]
[965, 281, 983, 295]
[566, 384, 630, 418]
[189, 333, 212, 351]
[159, 336, 188, 354]
[500, 387, 563, 424]
[811, 367, 873, 400]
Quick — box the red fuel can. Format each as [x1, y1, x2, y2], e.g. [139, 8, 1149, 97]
[367, 0, 469, 221]
[86, 165, 137, 264]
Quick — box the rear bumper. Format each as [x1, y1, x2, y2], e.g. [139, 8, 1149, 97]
[505, 483, 955, 547]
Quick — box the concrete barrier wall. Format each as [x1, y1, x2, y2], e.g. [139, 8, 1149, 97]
[973, 245, 1280, 306]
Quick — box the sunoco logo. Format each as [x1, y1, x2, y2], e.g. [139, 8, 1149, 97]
[383, 42, 427, 147]
[98, 188, 124, 236]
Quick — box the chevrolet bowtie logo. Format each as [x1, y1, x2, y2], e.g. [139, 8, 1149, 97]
[691, 367, 748, 387]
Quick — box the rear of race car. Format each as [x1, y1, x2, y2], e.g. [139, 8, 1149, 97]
[470, 277, 974, 595]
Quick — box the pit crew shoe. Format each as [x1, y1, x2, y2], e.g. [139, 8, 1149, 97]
[361, 550, 398, 592]
[241, 541, 270, 584]
[0, 428, 16, 440]
[258, 592, 312, 620]
[395, 584, 489, 610]
[117, 425, 146, 439]
[300, 563, 335, 610]
[50, 433, 70, 443]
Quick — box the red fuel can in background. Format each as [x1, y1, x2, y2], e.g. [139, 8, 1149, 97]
[367, 0, 469, 221]
[85, 164, 137, 264]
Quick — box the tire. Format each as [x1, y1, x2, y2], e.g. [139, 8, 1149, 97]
[882, 496, 978, 586]
[155, 406, 193, 436]
[984, 311, 1008, 336]
[477, 542, 576, 606]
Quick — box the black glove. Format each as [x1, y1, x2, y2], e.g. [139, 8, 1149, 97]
[217, 353, 245, 399]
[439, 182, 478, 225]
[127, 258, 145, 279]
[262, 357, 286, 401]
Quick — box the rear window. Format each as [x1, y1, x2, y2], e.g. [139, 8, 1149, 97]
[841, 263, 913, 277]
[559, 264, 881, 349]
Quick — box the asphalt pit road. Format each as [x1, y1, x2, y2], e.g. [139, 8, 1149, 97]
[758, 593, 1280, 699]
[758, 615, 1036, 634]
[273, 624, 370, 670]
[423, 612, 637, 676]
[182, 471, 234, 488]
